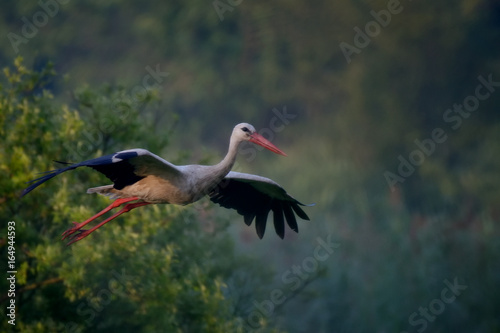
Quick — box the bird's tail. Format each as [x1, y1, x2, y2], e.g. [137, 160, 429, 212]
[87, 185, 121, 199]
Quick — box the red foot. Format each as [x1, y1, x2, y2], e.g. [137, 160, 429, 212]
[65, 229, 92, 246]
[61, 222, 86, 240]
[61, 200, 152, 246]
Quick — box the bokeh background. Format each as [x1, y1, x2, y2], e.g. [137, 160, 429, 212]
[1, 1, 500, 332]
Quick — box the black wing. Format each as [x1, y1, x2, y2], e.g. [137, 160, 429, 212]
[209, 171, 313, 239]
[21, 148, 180, 197]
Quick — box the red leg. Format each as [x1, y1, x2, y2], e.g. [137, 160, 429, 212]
[62, 197, 140, 240]
[65, 201, 152, 246]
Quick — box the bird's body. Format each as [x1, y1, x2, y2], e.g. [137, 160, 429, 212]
[22, 123, 312, 245]
[86, 152, 209, 205]
[87, 163, 230, 205]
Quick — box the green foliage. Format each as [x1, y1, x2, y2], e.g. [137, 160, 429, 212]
[1, 1, 500, 332]
[0, 59, 274, 332]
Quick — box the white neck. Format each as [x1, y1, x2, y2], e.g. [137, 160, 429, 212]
[212, 134, 241, 180]
[191, 134, 242, 201]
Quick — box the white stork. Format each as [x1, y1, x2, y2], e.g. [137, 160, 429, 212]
[22, 123, 313, 245]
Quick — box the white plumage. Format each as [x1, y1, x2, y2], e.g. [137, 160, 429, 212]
[22, 123, 312, 245]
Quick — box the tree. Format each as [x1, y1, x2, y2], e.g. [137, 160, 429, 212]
[0, 58, 275, 332]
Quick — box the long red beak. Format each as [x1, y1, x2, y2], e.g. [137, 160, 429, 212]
[249, 133, 287, 156]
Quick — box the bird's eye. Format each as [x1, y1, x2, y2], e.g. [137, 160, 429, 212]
[241, 127, 250, 133]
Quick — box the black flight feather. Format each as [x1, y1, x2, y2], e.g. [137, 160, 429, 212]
[208, 176, 311, 239]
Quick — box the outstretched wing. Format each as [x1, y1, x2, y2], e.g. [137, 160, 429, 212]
[208, 171, 313, 239]
[21, 148, 181, 197]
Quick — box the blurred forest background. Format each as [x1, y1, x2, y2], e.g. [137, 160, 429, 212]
[1, 0, 500, 332]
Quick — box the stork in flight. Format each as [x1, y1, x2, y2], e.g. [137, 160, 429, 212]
[22, 123, 312, 245]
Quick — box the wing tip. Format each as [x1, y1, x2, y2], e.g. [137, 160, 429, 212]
[296, 201, 315, 207]
[291, 203, 311, 221]
[256, 223, 265, 239]
[20, 168, 65, 198]
[255, 211, 269, 239]
[19, 188, 32, 198]
[243, 214, 255, 226]
[272, 205, 285, 239]
[53, 160, 72, 165]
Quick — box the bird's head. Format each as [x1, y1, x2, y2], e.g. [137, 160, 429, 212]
[233, 123, 287, 156]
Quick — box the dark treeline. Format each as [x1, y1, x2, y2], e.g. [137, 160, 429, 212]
[1, 1, 499, 332]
